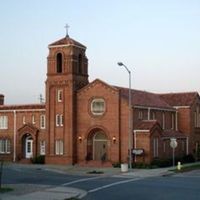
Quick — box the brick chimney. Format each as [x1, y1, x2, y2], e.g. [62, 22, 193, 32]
[0, 94, 4, 105]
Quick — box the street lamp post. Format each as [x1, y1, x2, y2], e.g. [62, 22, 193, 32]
[117, 62, 132, 169]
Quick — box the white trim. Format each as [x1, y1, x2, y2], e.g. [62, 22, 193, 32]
[162, 136, 187, 139]
[133, 130, 150, 133]
[0, 109, 45, 113]
[48, 44, 86, 50]
[173, 106, 190, 109]
[134, 105, 175, 112]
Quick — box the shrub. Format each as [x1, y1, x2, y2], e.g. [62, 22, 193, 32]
[181, 154, 195, 163]
[151, 158, 171, 168]
[31, 155, 45, 164]
[112, 162, 121, 168]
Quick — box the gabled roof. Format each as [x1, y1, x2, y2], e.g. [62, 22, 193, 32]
[48, 36, 86, 49]
[0, 104, 45, 110]
[77, 79, 118, 94]
[162, 130, 186, 138]
[159, 92, 199, 107]
[115, 86, 173, 109]
[134, 120, 161, 131]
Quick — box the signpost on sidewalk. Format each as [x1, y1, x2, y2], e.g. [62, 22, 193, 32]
[170, 138, 177, 166]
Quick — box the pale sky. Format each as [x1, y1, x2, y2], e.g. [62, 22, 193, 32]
[0, 0, 200, 104]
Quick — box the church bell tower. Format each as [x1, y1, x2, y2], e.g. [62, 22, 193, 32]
[45, 27, 89, 164]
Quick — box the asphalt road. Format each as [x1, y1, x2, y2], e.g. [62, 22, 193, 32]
[2, 164, 200, 200]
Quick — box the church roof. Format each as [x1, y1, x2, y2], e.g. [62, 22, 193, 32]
[162, 130, 186, 138]
[135, 120, 160, 131]
[115, 86, 173, 109]
[48, 36, 86, 49]
[159, 92, 199, 107]
[0, 104, 45, 110]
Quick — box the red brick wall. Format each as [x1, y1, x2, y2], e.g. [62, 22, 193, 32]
[0, 109, 46, 161]
[77, 80, 121, 163]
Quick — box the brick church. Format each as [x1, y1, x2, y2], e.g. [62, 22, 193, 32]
[1, 32, 200, 166]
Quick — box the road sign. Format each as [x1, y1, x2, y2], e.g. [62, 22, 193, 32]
[132, 149, 144, 155]
[170, 138, 177, 149]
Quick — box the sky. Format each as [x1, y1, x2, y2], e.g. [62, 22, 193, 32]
[0, 0, 200, 104]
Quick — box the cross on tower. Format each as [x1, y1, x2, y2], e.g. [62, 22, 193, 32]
[65, 24, 70, 38]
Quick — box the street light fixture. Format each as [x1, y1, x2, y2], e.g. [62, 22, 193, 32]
[117, 62, 132, 169]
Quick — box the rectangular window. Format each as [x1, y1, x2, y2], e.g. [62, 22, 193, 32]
[40, 115, 46, 129]
[138, 111, 143, 119]
[195, 110, 197, 127]
[198, 113, 200, 128]
[153, 138, 159, 157]
[56, 114, 63, 127]
[91, 99, 105, 115]
[0, 139, 11, 154]
[22, 116, 26, 124]
[163, 141, 166, 153]
[162, 113, 165, 129]
[182, 140, 185, 151]
[40, 141, 46, 155]
[60, 115, 63, 126]
[55, 140, 63, 155]
[152, 112, 156, 120]
[32, 115, 36, 124]
[0, 116, 8, 129]
[57, 89, 63, 102]
[171, 113, 174, 130]
[56, 114, 60, 127]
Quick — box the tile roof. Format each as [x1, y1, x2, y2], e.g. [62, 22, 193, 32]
[159, 92, 199, 107]
[115, 86, 173, 109]
[49, 37, 86, 49]
[134, 120, 160, 131]
[0, 104, 45, 110]
[162, 130, 186, 138]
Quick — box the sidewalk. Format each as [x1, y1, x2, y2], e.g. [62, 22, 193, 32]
[1, 163, 185, 200]
[1, 184, 86, 200]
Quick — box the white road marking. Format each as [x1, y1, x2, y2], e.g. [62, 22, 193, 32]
[88, 177, 142, 193]
[62, 176, 104, 186]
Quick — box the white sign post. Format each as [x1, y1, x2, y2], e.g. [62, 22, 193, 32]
[170, 138, 178, 166]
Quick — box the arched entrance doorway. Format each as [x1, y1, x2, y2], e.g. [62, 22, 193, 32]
[18, 124, 39, 160]
[87, 130, 109, 161]
[25, 135, 33, 158]
[22, 134, 33, 159]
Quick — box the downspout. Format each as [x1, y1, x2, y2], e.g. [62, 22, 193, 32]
[13, 110, 16, 162]
[186, 137, 189, 155]
[134, 130, 137, 162]
[175, 111, 178, 131]
[148, 108, 150, 120]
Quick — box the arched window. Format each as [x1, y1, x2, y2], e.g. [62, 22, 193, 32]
[78, 54, 82, 74]
[56, 53, 62, 73]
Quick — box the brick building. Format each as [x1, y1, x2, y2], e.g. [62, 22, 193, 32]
[0, 34, 200, 166]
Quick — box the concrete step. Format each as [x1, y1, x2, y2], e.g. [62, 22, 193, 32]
[18, 158, 32, 164]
